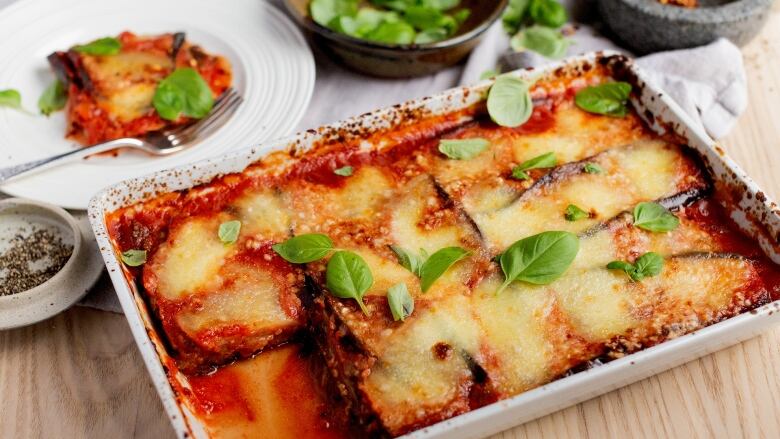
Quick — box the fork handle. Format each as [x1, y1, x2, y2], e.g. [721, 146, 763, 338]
[0, 138, 144, 184]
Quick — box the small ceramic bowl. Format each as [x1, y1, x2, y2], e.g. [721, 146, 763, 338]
[0, 198, 99, 329]
[282, 0, 508, 78]
[597, 0, 773, 54]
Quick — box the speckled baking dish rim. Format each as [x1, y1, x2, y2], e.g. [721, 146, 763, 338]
[88, 51, 780, 439]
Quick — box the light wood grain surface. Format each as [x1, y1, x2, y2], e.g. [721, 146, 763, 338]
[2, 5, 780, 438]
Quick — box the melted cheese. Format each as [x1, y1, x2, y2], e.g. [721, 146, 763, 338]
[150, 217, 232, 300]
[234, 188, 291, 238]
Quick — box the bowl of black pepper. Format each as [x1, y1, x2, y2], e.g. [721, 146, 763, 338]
[0, 198, 92, 329]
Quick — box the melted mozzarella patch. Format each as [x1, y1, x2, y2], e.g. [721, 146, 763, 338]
[234, 189, 291, 238]
[150, 217, 232, 300]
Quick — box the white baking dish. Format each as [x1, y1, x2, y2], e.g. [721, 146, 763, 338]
[88, 51, 780, 439]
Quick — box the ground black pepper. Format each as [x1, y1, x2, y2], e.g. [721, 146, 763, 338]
[0, 228, 73, 296]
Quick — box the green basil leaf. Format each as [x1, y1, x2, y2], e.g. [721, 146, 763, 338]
[390, 245, 424, 277]
[415, 28, 449, 44]
[218, 220, 241, 245]
[574, 82, 632, 117]
[73, 37, 122, 56]
[121, 249, 147, 267]
[38, 81, 67, 116]
[438, 138, 489, 160]
[420, 0, 460, 10]
[511, 151, 556, 180]
[497, 231, 578, 293]
[583, 162, 603, 174]
[453, 8, 470, 24]
[311, 0, 359, 27]
[633, 202, 680, 232]
[153, 68, 214, 121]
[480, 69, 498, 80]
[0, 89, 22, 110]
[487, 76, 533, 128]
[387, 282, 414, 321]
[419, 246, 470, 292]
[564, 204, 589, 222]
[404, 6, 444, 30]
[272, 233, 334, 263]
[502, 0, 531, 35]
[364, 20, 416, 44]
[334, 166, 354, 176]
[528, 0, 567, 28]
[607, 252, 663, 282]
[510, 25, 569, 59]
[326, 250, 373, 314]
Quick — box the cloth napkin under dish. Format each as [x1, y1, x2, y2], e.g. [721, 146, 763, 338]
[73, 0, 747, 313]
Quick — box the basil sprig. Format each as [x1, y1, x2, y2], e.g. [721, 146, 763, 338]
[607, 252, 663, 282]
[419, 246, 470, 292]
[487, 76, 533, 128]
[391, 245, 469, 292]
[38, 81, 67, 116]
[326, 250, 373, 314]
[387, 282, 414, 321]
[574, 82, 632, 117]
[497, 231, 579, 294]
[334, 166, 354, 176]
[632, 202, 679, 232]
[583, 162, 603, 174]
[310, 0, 471, 45]
[218, 220, 241, 245]
[273, 233, 334, 263]
[0, 89, 22, 111]
[510, 25, 570, 59]
[121, 249, 147, 267]
[564, 204, 589, 222]
[528, 0, 567, 27]
[73, 37, 122, 56]
[152, 68, 214, 121]
[438, 138, 489, 160]
[511, 152, 557, 180]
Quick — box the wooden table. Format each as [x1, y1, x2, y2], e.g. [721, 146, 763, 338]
[3, 6, 780, 438]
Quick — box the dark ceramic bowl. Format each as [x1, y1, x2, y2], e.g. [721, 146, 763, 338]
[597, 0, 773, 54]
[282, 0, 508, 78]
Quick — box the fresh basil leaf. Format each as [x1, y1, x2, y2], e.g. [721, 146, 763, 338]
[364, 20, 416, 44]
[390, 245, 424, 276]
[453, 8, 470, 24]
[421, 0, 460, 10]
[487, 76, 533, 128]
[404, 6, 444, 30]
[574, 82, 632, 117]
[510, 25, 569, 59]
[121, 249, 147, 267]
[326, 250, 373, 314]
[511, 151, 557, 180]
[480, 69, 498, 80]
[153, 68, 214, 121]
[38, 81, 67, 116]
[0, 89, 22, 111]
[633, 202, 679, 232]
[334, 166, 354, 176]
[218, 220, 241, 245]
[419, 246, 470, 292]
[564, 204, 589, 222]
[415, 27, 449, 44]
[272, 233, 334, 263]
[438, 138, 489, 160]
[311, 0, 359, 27]
[583, 162, 603, 174]
[387, 282, 414, 321]
[502, 0, 531, 35]
[73, 37, 122, 56]
[528, 0, 567, 28]
[607, 252, 663, 282]
[497, 231, 578, 293]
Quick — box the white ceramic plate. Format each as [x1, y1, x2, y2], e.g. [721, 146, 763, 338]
[0, 0, 315, 209]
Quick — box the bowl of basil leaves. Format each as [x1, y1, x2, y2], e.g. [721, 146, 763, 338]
[282, 0, 508, 78]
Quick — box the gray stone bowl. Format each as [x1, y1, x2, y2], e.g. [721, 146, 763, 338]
[597, 0, 773, 54]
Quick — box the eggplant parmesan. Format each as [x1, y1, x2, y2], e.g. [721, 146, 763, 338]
[106, 61, 780, 437]
[48, 31, 231, 145]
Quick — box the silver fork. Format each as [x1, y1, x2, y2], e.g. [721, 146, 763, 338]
[0, 88, 243, 184]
